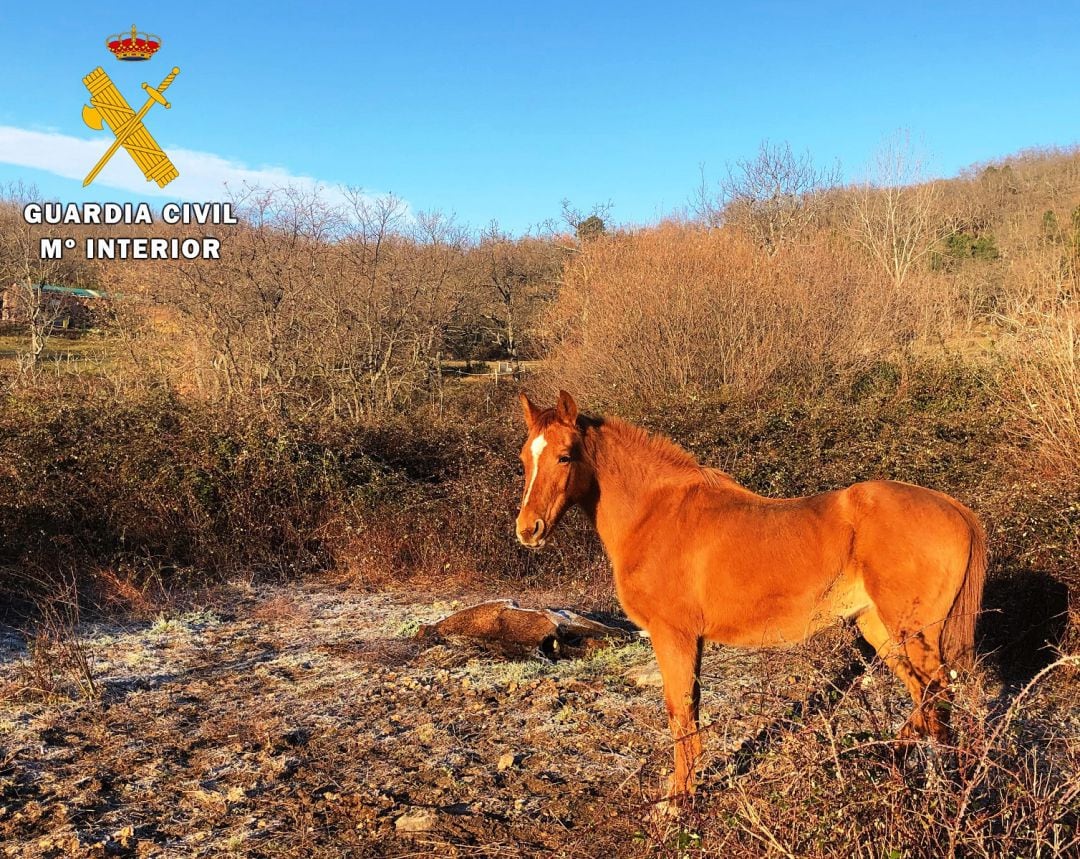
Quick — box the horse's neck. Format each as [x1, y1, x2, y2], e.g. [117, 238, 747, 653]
[582, 423, 695, 553]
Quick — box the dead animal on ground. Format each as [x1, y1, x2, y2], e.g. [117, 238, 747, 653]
[415, 599, 629, 659]
[515, 390, 986, 803]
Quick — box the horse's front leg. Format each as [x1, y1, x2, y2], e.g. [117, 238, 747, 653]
[650, 625, 704, 803]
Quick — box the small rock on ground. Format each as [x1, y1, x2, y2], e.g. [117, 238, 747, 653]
[395, 808, 438, 834]
[626, 662, 663, 687]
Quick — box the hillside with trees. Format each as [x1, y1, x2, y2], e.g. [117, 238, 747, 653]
[0, 141, 1077, 858]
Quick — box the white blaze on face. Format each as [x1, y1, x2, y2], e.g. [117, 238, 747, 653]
[522, 433, 548, 507]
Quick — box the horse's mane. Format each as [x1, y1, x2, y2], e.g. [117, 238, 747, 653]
[583, 414, 740, 488]
[598, 416, 699, 470]
[532, 405, 740, 488]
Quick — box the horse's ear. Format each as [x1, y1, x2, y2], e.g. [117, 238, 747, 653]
[556, 390, 578, 425]
[520, 392, 542, 429]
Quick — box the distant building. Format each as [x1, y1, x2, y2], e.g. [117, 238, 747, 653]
[0, 283, 108, 329]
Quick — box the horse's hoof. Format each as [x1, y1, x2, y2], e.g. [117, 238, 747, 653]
[899, 717, 950, 747]
[653, 774, 695, 819]
[653, 796, 684, 820]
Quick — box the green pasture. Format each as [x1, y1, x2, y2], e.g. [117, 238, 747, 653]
[0, 332, 116, 373]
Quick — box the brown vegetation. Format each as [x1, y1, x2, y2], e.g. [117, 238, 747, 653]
[0, 143, 1078, 856]
[545, 225, 909, 404]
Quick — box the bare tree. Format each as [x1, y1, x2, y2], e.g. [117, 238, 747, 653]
[478, 222, 522, 364]
[166, 185, 344, 415]
[694, 141, 840, 253]
[560, 199, 613, 242]
[0, 184, 79, 371]
[471, 222, 563, 365]
[335, 191, 468, 417]
[848, 134, 951, 290]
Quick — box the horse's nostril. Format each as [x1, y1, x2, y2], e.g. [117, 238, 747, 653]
[516, 517, 547, 547]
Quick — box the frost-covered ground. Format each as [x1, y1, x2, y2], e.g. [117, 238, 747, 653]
[1, 582, 1073, 858]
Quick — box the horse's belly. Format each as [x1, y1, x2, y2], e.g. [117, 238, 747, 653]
[698, 566, 869, 648]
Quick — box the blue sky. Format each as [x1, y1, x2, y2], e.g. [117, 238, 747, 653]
[1, 1, 1078, 233]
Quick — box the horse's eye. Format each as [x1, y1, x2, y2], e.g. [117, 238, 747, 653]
[558, 454, 572, 464]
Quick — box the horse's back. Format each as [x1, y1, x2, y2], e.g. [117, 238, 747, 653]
[617, 477, 979, 647]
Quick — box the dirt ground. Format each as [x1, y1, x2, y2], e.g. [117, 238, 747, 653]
[0, 582, 1076, 858]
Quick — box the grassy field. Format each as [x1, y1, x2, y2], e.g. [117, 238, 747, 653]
[0, 334, 115, 373]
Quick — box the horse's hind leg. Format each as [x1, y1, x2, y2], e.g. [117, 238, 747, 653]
[650, 625, 703, 801]
[856, 608, 951, 743]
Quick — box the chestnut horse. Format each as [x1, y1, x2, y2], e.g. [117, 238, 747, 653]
[515, 391, 986, 800]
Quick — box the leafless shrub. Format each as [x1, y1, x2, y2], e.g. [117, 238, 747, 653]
[1001, 309, 1080, 473]
[694, 141, 841, 252]
[847, 134, 953, 291]
[543, 224, 917, 408]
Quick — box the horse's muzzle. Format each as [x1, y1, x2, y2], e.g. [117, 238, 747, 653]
[516, 517, 547, 548]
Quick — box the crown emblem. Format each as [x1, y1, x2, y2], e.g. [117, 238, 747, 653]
[105, 24, 162, 61]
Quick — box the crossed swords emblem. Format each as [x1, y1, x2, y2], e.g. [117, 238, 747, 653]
[81, 66, 180, 188]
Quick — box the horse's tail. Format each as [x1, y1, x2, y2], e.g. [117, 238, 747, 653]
[941, 501, 987, 672]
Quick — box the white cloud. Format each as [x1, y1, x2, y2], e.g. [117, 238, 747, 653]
[0, 125, 358, 205]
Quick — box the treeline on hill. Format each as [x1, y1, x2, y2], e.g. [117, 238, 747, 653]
[0, 144, 1077, 654]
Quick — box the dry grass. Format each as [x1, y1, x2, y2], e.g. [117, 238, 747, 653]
[1002, 310, 1080, 473]
[645, 653, 1080, 859]
[1, 577, 98, 705]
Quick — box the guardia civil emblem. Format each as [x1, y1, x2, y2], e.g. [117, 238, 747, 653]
[81, 25, 180, 188]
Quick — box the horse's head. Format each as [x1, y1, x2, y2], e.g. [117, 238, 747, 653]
[516, 390, 593, 548]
